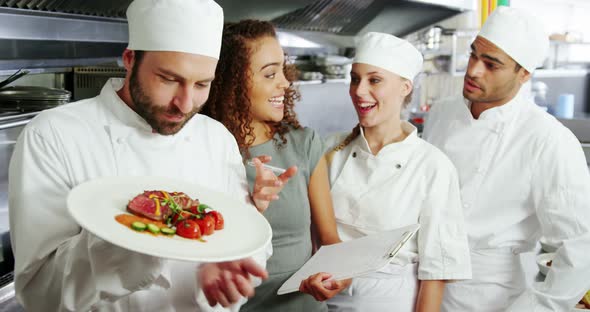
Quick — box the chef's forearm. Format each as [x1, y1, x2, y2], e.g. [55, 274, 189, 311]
[415, 280, 445, 312]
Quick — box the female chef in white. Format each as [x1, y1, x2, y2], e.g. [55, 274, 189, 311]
[300, 32, 472, 311]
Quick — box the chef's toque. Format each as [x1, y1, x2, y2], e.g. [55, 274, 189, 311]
[126, 0, 224, 59]
[354, 32, 423, 81]
[478, 6, 549, 72]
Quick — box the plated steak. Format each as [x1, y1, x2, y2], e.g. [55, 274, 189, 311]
[121, 190, 222, 240]
[127, 191, 200, 221]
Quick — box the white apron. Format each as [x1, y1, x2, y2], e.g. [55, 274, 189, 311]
[324, 123, 472, 312]
[328, 263, 419, 312]
[424, 95, 590, 311]
[442, 248, 527, 312]
[326, 131, 420, 312]
[437, 106, 525, 312]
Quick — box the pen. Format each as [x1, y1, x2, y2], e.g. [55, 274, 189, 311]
[388, 231, 414, 258]
[246, 160, 287, 175]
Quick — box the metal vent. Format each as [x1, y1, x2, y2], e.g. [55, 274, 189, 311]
[272, 0, 385, 35]
[73, 66, 126, 100]
[0, 272, 13, 288]
[0, 0, 132, 18]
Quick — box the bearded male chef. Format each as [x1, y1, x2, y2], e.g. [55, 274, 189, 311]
[423, 6, 590, 312]
[8, 0, 296, 311]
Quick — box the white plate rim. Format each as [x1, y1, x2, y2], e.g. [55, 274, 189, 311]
[540, 237, 559, 253]
[67, 176, 272, 262]
[535, 252, 555, 276]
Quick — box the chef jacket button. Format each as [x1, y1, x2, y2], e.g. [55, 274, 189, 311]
[352, 152, 357, 158]
[395, 164, 402, 169]
[116, 138, 124, 144]
[463, 203, 469, 208]
[185, 136, 191, 142]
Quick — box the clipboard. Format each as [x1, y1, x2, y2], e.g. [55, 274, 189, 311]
[277, 223, 420, 295]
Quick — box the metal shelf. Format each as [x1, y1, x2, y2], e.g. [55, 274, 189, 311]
[533, 69, 589, 78]
[0, 67, 72, 76]
[0, 7, 128, 43]
[294, 78, 349, 86]
[0, 7, 127, 70]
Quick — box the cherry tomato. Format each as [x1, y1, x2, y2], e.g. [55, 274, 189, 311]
[171, 211, 192, 224]
[187, 205, 200, 215]
[207, 211, 224, 230]
[196, 214, 215, 235]
[176, 220, 201, 239]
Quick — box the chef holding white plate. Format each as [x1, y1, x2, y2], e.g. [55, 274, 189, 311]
[8, 0, 295, 311]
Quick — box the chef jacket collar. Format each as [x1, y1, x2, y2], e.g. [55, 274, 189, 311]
[462, 92, 522, 123]
[357, 121, 420, 156]
[100, 78, 155, 133]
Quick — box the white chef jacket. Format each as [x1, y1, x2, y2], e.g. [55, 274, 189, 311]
[423, 93, 590, 311]
[325, 121, 471, 279]
[8, 78, 271, 312]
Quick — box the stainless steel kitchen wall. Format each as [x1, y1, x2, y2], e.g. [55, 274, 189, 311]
[294, 81, 357, 137]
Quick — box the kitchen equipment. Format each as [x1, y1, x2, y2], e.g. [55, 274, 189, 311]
[0, 69, 29, 90]
[424, 26, 442, 50]
[0, 69, 71, 113]
[0, 86, 71, 113]
[314, 55, 352, 80]
[73, 66, 126, 100]
[299, 71, 324, 81]
[554, 93, 575, 119]
[0, 111, 37, 310]
[531, 81, 549, 111]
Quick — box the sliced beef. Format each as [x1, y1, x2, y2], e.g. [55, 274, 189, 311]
[127, 190, 200, 221]
[168, 192, 199, 210]
[127, 191, 172, 221]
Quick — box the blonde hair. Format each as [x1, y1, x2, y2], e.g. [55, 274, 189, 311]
[334, 78, 414, 148]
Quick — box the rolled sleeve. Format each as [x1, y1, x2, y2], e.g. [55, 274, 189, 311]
[417, 154, 472, 281]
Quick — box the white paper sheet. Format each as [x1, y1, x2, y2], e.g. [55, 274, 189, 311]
[277, 224, 420, 295]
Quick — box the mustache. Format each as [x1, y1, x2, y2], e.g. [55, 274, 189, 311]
[155, 106, 192, 118]
[464, 76, 483, 90]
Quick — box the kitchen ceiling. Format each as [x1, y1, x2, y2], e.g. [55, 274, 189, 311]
[0, 0, 474, 68]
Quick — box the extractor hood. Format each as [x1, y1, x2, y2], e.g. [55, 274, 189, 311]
[270, 0, 473, 36]
[0, 0, 474, 69]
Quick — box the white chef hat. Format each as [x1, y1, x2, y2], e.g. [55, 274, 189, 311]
[126, 0, 224, 59]
[353, 32, 423, 81]
[478, 6, 549, 73]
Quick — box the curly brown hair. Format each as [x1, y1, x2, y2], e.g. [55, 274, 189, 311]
[201, 20, 301, 155]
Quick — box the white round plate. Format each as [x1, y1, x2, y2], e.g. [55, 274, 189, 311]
[540, 237, 558, 253]
[536, 252, 555, 276]
[67, 176, 272, 262]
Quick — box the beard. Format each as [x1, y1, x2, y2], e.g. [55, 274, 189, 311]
[463, 74, 521, 105]
[129, 65, 200, 135]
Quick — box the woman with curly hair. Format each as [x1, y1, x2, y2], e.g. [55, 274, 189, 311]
[201, 20, 341, 312]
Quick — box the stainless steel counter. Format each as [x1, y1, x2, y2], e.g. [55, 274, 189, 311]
[0, 112, 36, 312]
[0, 283, 22, 312]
